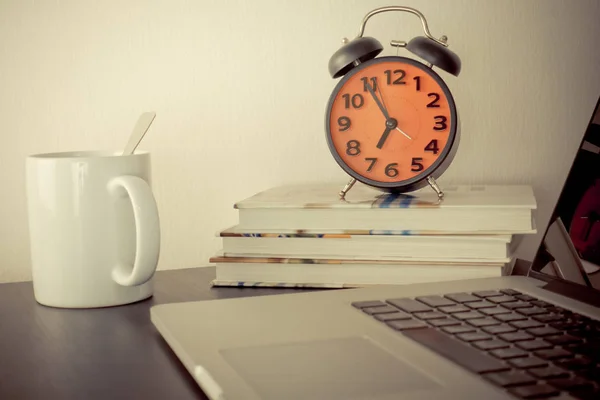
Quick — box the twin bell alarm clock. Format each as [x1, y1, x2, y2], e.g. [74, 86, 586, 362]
[325, 6, 462, 199]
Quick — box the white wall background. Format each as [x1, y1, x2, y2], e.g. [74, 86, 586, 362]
[1, 0, 599, 282]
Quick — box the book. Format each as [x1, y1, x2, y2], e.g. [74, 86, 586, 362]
[209, 255, 507, 288]
[234, 183, 536, 233]
[219, 226, 513, 262]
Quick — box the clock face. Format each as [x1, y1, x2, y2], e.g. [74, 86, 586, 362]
[326, 56, 458, 191]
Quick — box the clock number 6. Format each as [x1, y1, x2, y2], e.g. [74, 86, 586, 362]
[346, 140, 361, 156]
[385, 163, 399, 178]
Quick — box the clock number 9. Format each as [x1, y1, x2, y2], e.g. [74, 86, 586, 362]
[338, 116, 351, 131]
[346, 140, 361, 156]
[433, 116, 447, 131]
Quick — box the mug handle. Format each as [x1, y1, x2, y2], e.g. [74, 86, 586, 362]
[108, 175, 160, 287]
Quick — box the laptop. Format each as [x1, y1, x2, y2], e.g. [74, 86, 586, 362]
[151, 97, 600, 400]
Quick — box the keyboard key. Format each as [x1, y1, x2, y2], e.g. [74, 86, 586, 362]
[556, 356, 594, 371]
[502, 301, 533, 310]
[508, 384, 559, 399]
[481, 307, 511, 316]
[510, 319, 544, 329]
[488, 295, 518, 304]
[386, 319, 428, 331]
[534, 348, 573, 360]
[567, 343, 600, 361]
[495, 313, 527, 323]
[484, 370, 536, 387]
[579, 369, 600, 383]
[473, 290, 503, 298]
[547, 376, 594, 390]
[387, 298, 432, 313]
[472, 339, 509, 351]
[482, 324, 517, 335]
[454, 311, 484, 320]
[508, 356, 548, 369]
[402, 328, 510, 374]
[352, 300, 386, 308]
[533, 313, 563, 323]
[456, 332, 492, 342]
[415, 296, 456, 307]
[517, 307, 548, 316]
[374, 312, 412, 322]
[516, 339, 552, 351]
[528, 365, 570, 379]
[530, 300, 551, 307]
[526, 326, 561, 337]
[497, 331, 534, 342]
[467, 318, 501, 328]
[545, 334, 582, 346]
[489, 347, 528, 360]
[442, 325, 475, 335]
[427, 318, 460, 328]
[445, 293, 480, 303]
[466, 300, 496, 309]
[567, 386, 599, 400]
[546, 306, 569, 315]
[500, 289, 522, 296]
[413, 311, 446, 320]
[515, 294, 537, 302]
[438, 304, 470, 314]
[550, 321, 574, 331]
[362, 305, 399, 315]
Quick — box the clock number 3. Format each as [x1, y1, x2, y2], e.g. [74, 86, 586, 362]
[433, 116, 447, 131]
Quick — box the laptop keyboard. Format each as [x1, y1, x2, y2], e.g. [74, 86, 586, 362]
[352, 289, 600, 399]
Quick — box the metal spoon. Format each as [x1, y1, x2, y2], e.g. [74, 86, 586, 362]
[122, 112, 156, 155]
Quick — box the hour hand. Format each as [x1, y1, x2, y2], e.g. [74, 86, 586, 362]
[365, 81, 390, 120]
[376, 126, 393, 149]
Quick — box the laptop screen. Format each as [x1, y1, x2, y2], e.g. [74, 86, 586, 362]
[530, 98, 600, 291]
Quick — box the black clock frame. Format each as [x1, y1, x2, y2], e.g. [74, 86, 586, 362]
[325, 56, 459, 193]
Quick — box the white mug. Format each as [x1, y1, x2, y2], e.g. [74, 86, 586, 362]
[25, 150, 160, 308]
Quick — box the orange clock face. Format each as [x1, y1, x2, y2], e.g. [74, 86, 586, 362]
[326, 56, 457, 190]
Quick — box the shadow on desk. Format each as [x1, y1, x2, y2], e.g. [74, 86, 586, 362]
[0, 267, 324, 400]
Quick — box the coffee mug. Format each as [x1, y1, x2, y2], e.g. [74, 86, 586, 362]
[25, 150, 160, 308]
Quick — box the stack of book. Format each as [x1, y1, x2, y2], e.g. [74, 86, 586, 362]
[209, 182, 537, 288]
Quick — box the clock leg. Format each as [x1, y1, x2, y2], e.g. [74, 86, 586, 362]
[427, 176, 444, 199]
[339, 178, 357, 199]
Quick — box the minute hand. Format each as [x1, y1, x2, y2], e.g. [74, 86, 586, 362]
[366, 82, 390, 120]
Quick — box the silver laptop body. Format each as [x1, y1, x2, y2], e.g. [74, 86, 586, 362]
[151, 99, 600, 400]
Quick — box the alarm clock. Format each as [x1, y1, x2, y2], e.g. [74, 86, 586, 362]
[325, 6, 462, 199]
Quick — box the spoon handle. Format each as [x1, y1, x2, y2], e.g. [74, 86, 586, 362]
[123, 112, 156, 155]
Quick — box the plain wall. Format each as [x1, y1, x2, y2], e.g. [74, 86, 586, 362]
[1, 0, 599, 282]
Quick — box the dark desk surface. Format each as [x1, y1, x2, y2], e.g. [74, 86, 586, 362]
[0, 267, 320, 399]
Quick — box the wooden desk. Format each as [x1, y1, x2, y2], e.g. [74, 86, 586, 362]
[0, 267, 321, 399]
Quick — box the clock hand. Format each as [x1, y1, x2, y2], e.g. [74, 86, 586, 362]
[395, 126, 413, 140]
[376, 126, 393, 149]
[365, 81, 390, 120]
[372, 81, 413, 141]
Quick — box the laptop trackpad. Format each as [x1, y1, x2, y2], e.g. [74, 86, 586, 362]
[220, 336, 439, 400]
